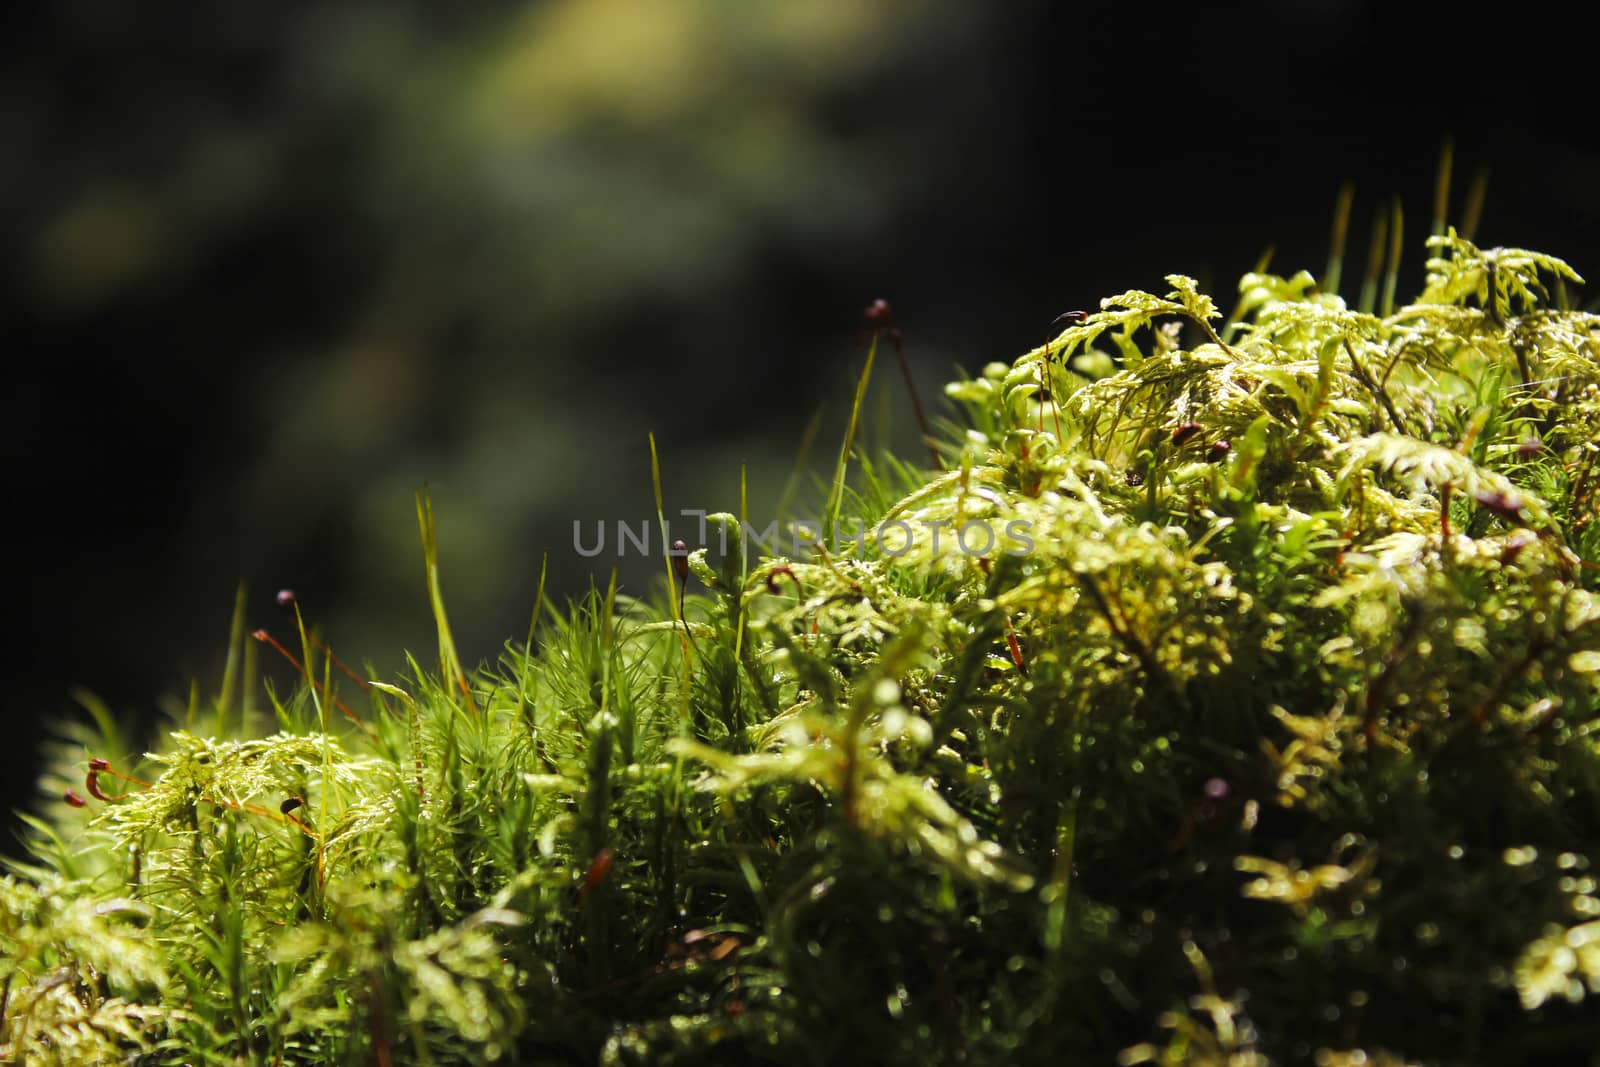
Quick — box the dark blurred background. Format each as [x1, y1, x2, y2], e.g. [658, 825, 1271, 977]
[4, 0, 1596, 845]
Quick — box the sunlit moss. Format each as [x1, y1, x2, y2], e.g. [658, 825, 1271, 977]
[5, 231, 1599, 1064]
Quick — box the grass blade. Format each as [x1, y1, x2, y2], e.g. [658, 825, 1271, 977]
[824, 332, 878, 551]
[416, 489, 477, 717]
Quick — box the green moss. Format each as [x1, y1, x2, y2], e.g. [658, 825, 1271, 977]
[6, 229, 1600, 1066]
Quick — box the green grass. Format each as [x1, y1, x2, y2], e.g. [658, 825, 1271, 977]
[4, 224, 1600, 1066]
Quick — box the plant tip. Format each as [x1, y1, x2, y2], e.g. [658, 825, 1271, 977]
[1171, 422, 1204, 447]
[63, 789, 87, 807]
[765, 564, 801, 598]
[863, 298, 893, 327]
[276, 589, 297, 608]
[85, 766, 116, 802]
[1502, 529, 1538, 564]
[1473, 489, 1526, 522]
[583, 847, 616, 889]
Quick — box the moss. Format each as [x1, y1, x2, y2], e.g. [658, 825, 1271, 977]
[5, 229, 1599, 1065]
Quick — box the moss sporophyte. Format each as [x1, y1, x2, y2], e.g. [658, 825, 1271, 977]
[6, 225, 1600, 1065]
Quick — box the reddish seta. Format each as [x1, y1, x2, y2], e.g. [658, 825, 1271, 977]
[577, 847, 616, 910]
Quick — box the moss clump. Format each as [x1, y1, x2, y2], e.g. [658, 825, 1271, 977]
[6, 230, 1600, 1066]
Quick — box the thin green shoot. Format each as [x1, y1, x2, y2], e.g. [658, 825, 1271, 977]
[1462, 166, 1489, 241]
[824, 331, 878, 551]
[525, 551, 549, 657]
[736, 461, 749, 665]
[1381, 193, 1405, 317]
[1433, 135, 1454, 238]
[1224, 245, 1276, 342]
[650, 432, 695, 723]
[1359, 198, 1389, 315]
[415, 489, 476, 717]
[215, 580, 249, 737]
[1325, 182, 1355, 295]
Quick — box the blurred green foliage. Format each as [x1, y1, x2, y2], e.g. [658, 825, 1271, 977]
[7, 0, 983, 704]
